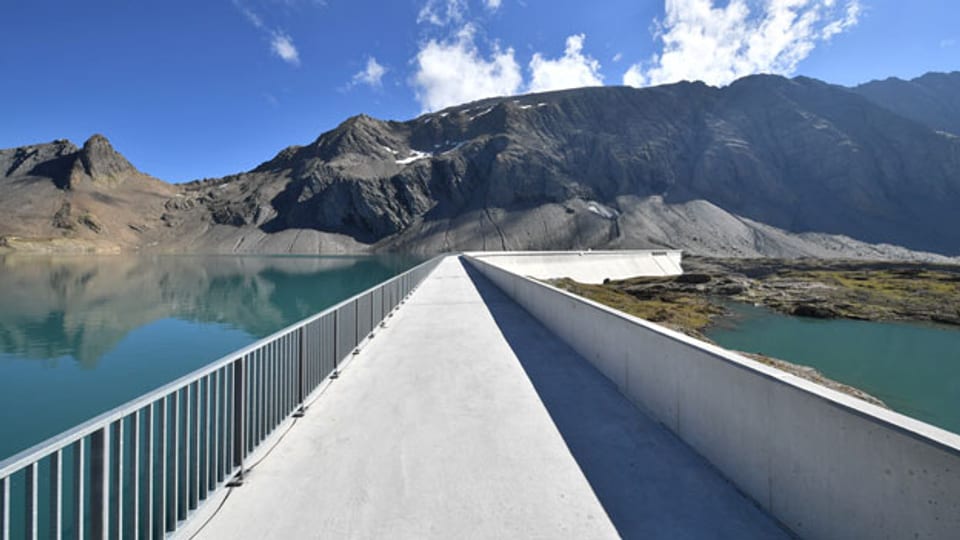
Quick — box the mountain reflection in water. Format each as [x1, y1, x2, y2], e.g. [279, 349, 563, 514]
[0, 254, 419, 459]
[0, 254, 417, 366]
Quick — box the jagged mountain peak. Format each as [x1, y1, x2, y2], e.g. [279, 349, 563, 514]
[853, 71, 960, 136]
[0, 134, 142, 190]
[860, 71, 960, 86]
[76, 133, 138, 183]
[0, 133, 175, 253]
[1, 139, 79, 180]
[255, 113, 408, 173]
[84, 133, 111, 146]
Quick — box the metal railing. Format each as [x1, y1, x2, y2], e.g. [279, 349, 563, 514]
[0, 255, 444, 539]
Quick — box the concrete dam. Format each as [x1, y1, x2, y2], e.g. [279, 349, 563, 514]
[1, 251, 958, 539]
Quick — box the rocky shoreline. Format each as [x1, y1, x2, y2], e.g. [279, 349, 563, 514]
[549, 257, 960, 408]
[664, 257, 960, 327]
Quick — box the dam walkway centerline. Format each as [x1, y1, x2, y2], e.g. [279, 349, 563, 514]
[188, 256, 789, 539]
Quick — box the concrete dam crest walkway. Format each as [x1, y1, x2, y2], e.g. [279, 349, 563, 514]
[194, 257, 788, 539]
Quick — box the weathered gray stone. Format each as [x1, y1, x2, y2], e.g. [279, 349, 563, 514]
[3, 73, 960, 256]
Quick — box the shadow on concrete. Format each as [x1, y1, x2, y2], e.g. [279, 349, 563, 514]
[459, 259, 791, 540]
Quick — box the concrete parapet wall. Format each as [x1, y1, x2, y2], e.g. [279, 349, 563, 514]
[465, 255, 960, 540]
[467, 250, 682, 284]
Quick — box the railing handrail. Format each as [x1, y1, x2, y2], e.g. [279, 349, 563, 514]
[0, 254, 446, 478]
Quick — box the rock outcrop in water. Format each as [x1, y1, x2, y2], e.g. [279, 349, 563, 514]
[614, 257, 960, 327]
[2, 72, 960, 258]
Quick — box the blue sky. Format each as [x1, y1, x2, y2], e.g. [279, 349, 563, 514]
[1, 0, 956, 182]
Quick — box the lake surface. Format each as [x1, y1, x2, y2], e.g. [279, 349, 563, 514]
[0, 254, 421, 461]
[706, 303, 960, 435]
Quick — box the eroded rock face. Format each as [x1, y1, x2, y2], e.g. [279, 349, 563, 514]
[0, 135, 174, 252]
[0, 134, 140, 191]
[209, 76, 960, 255]
[52, 201, 74, 230]
[76, 134, 137, 184]
[2, 72, 960, 257]
[0, 140, 79, 189]
[791, 303, 838, 319]
[854, 71, 960, 136]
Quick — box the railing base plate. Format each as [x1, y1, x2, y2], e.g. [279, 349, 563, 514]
[227, 472, 245, 487]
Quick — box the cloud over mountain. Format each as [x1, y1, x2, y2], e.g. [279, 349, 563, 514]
[623, 0, 861, 87]
[528, 34, 603, 93]
[412, 25, 522, 111]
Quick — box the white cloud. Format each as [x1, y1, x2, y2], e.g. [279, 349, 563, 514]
[352, 57, 387, 88]
[485, 0, 503, 10]
[234, 1, 304, 67]
[612, 52, 623, 63]
[238, 5, 265, 29]
[623, 63, 646, 87]
[417, 0, 467, 26]
[623, 0, 862, 88]
[821, 0, 861, 39]
[271, 32, 300, 66]
[412, 25, 522, 111]
[942, 38, 957, 48]
[528, 34, 603, 93]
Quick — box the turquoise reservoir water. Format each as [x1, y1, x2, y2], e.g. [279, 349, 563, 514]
[0, 254, 420, 461]
[706, 303, 960, 435]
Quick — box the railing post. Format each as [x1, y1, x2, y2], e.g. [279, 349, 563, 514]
[90, 427, 108, 539]
[190, 382, 200, 512]
[145, 404, 155, 540]
[158, 399, 167, 539]
[221, 370, 229, 485]
[73, 439, 84, 539]
[110, 421, 123, 538]
[25, 463, 37, 540]
[170, 391, 180, 530]
[132, 409, 141, 540]
[211, 372, 221, 489]
[391, 280, 398, 316]
[230, 358, 246, 486]
[48, 450, 61, 540]
[331, 309, 340, 379]
[203, 377, 211, 500]
[380, 285, 387, 328]
[353, 298, 361, 355]
[1, 475, 8, 540]
[295, 327, 306, 416]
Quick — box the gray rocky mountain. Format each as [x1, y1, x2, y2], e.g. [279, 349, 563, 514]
[0, 135, 175, 252]
[2, 73, 959, 260]
[854, 71, 960, 136]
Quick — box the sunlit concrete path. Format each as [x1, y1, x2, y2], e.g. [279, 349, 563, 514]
[193, 256, 789, 539]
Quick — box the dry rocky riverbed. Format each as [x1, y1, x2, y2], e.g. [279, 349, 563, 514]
[548, 257, 960, 407]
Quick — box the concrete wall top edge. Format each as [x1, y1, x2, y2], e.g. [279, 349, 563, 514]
[462, 255, 960, 456]
[467, 250, 683, 283]
[466, 249, 683, 257]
